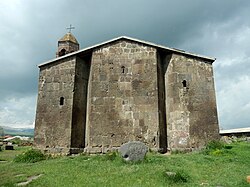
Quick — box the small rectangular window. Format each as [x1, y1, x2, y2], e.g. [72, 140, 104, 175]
[60, 97, 64, 105]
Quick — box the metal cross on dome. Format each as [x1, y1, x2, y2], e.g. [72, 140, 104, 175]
[66, 24, 75, 33]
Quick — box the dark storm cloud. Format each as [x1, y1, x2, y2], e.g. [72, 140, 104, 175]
[0, 0, 250, 128]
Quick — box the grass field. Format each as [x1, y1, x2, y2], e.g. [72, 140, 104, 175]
[0, 142, 250, 187]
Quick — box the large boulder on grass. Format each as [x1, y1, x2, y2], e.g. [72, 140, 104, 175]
[119, 141, 148, 162]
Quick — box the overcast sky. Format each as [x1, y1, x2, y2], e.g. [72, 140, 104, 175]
[0, 0, 250, 130]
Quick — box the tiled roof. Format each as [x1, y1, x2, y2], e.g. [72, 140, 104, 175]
[59, 32, 79, 44]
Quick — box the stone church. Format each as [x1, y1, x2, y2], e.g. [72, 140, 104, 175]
[34, 32, 219, 154]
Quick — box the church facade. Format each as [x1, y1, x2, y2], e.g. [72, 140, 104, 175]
[34, 33, 219, 154]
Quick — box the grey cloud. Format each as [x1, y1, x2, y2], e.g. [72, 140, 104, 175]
[1, 0, 250, 129]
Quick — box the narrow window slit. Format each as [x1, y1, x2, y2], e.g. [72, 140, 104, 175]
[60, 97, 64, 105]
[121, 66, 125, 74]
[182, 80, 187, 88]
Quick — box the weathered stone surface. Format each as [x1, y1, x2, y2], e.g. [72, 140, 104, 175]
[34, 55, 91, 155]
[34, 36, 220, 154]
[85, 40, 160, 153]
[165, 54, 220, 150]
[119, 141, 148, 161]
[220, 136, 232, 144]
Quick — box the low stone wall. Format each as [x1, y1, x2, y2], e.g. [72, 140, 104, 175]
[220, 135, 250, 144]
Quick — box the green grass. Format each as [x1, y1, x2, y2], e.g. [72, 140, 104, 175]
[0, 146, 30, 162]
[0, 142, 250, 187]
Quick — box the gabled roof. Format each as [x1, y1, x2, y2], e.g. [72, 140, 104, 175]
[39, 36, 216, 67]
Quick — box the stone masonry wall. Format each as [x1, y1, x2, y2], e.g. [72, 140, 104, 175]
[85, 40, 159, 153]
[34, 57, 77, 154]
[165, 54, 219, 150]
[35, 38, 219, 154]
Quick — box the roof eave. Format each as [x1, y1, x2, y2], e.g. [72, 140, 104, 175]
[120, 36, 216, 62]
[38, 36, 216, 67]
[220, 127, 250, 134]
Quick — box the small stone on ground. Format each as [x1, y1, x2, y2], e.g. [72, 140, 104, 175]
[17, 174, 43, 186]
[247, 176, 250, 183]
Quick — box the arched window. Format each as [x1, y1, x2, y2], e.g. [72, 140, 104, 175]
[182, 80, 187, 88]
[60, 97, 64, 105]
[121, 66, 125, 74]
[59, 49, 66, 57]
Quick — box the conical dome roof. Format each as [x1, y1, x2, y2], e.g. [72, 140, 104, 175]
[59, 32, 79, 44]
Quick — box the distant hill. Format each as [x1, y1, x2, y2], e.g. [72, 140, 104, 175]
[0, 127, 4, 137]
[0, 126, 34, 137]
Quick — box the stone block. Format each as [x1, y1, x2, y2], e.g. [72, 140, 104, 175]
[84, 147, 102, 154]
[220, 136, 232, 144]
[119, 141, 148, 161]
